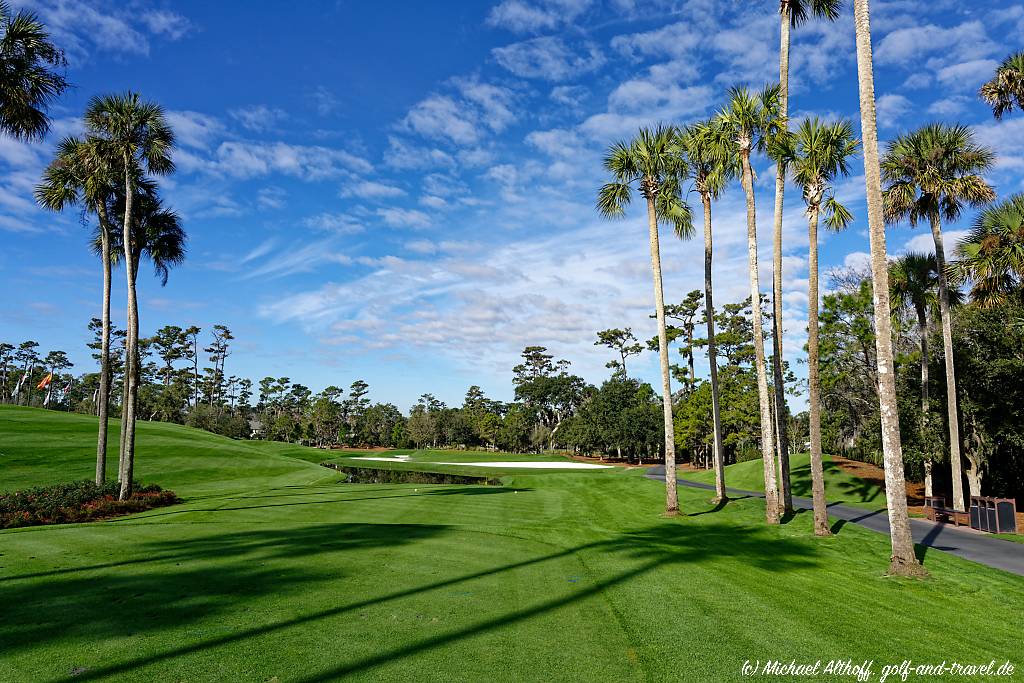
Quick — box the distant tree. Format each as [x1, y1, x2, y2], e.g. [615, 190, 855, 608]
[594, 328, 642, 377]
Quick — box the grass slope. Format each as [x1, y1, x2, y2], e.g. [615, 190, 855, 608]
[1, 406, 1022, 682]
[683, 452, 887, 510]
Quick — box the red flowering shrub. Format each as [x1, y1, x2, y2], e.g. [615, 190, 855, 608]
[0, 481, 179, 528]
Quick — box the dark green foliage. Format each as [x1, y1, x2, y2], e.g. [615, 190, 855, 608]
[185, 403, 248, 439]
[0, 479, 177, 528]
[320, 464, 501, 486]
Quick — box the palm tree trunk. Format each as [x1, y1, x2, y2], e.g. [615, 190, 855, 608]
[772, 0, 793, 514]
[96, 206, 112, 485]
[806, 204, 830, 536]
[646, 193, 679, 514]
[118, 166, 139, 501]
[853, 0, 926, 577]
[740, 149, 781, 524]
[930, 212, 965, 512]
[701, 192, 727, 503]
[917, 304, 932, 498]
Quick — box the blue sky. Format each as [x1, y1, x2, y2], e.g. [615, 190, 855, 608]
[2, 0, 1023, 411]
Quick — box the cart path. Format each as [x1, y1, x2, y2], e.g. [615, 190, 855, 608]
[646, 466, 1024, 577]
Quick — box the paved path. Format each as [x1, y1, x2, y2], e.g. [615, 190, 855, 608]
[646, 467, 1024, 577]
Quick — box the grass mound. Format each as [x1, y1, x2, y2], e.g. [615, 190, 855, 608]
[683, 452, 887, 510]
[0, 480, 178, 529]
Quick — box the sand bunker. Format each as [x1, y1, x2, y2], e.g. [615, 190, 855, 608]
[434, 461, 613, 469]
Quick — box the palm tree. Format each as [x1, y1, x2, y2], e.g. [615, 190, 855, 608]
[676, 119, 735, 504]
[890, 252, 940, 498]
[852, 0, 926, 577]
[84, 92, 175, 500]
[777, 117, 857, 536]
[770, 0, 843, 514]
[881, 123, 995, 514]
[0, 2, 67, 141]
[36, 136, 118, 485]
[979, 51, 1024, 119]
[716, 85, 784, 524]
[598, 124, 693, 515]
[954, 194, 1024, 306]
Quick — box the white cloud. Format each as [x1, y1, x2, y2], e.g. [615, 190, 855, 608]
[185, 140, 372, 180]
[383, 136, 455, 170]
[340, 180, 406, 200]
[403, 95, 482, 146]
[875, 21, 996, 68]
[550, 85, 588, 107]
[875, 94, 911, 129]
[935, 59, 998, 90]
[166, 111, 224, 150]
[304, 212, 366, 234]
[310, 86, 340, 116]
[419, 195, 448, 209]
[902, 229, 969, 255]
[493, 37, 604, 81]
[610, 21, 700, 61]
[243, 238, 354, 279]
[140, 9, 191, 40]
[376, 207, 432, 229]
[256, 186, 287, 210]
[486, 0, 593, 33]
[230, 105, 288, 132]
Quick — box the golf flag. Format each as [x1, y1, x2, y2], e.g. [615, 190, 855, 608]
[14, 372, 27, 395]
[36, 373, 53, 390]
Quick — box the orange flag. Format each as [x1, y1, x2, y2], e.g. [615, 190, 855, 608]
[36, 373, 52, 390]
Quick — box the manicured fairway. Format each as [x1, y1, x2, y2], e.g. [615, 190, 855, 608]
[1, 406, 1022, 682]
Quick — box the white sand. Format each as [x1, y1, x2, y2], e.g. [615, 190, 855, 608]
[350, 456, 411, 462]
[434, 461, 613, 469]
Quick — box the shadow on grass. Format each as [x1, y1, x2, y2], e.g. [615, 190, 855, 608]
[11, 520, 819, 682]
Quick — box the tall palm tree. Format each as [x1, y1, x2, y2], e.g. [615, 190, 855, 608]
[770, 0, 843, 514]
[0, 2, 67, 141]
[890, 252, 941, 498]
[954, 194, 1024, 306]
[84, 92, 175, 500]
[979, 51, 1024, 119]
[598, 124, 693, 515]
[676, 119, 735, 504]
[36, 136, 118, 485]
[716, 84, 784, 524]
[881, 123, 995, 513]
[777, 117, 857, 536]
[852, 0, 925, 577]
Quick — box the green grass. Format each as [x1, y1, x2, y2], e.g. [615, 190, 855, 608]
[1, 406, 1022, 682]
[682, 452, 888, 511]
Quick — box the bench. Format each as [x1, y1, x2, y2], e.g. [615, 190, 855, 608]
[923, 496, 970, 527]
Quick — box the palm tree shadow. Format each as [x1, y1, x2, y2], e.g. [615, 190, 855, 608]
[19, 521, 821, 682]
[687, 495, 752, 517]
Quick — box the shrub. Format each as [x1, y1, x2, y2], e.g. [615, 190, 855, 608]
[0, 480, 179, 529]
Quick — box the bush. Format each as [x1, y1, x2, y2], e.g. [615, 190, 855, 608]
[185, 404, 249, 439]
[0, 480, 179, 529]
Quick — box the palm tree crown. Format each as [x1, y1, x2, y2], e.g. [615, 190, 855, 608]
[781, 117, 858, 228]
[84, 92, 175, 178]
[954, 194, 1024, 306]
[0, 1, 67, 141]
[716, 84, 784, 157]
[890, 252, 939, 316]
[597, 124, 693, 236]
[881, 123, 995, 225]
[979, 51, 1024, 120]
[785, 0, 842, 26]
[98, 189, 186, 286]
[676, 119, 735, 202]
